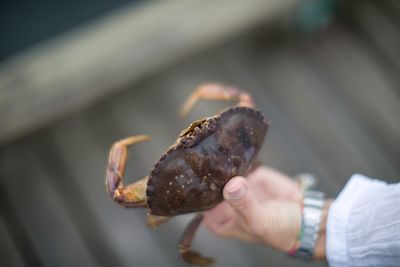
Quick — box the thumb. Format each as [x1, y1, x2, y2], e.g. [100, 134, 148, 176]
[223, 176, 258, 221]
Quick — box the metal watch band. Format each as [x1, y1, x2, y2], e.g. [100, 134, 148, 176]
[294, 190, 325, 260]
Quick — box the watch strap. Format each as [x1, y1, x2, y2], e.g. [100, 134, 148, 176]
[294, 190, 325, 260]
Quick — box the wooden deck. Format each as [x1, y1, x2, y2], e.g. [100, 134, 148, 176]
[0, 1, 399, 266]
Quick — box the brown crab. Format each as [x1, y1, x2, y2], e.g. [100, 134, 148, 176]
[106, 84, 269, 265]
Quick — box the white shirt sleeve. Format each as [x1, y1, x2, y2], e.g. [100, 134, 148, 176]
[326, 174, 400, 267]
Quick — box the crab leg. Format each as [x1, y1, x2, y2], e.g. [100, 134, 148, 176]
[147, 214, 170, 228]
[178, 213, 214, 265]
[106, 135, 150, 207]
[180, 83, 255, 117]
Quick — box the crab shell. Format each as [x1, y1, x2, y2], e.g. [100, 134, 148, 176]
[146, 106, 269, 216]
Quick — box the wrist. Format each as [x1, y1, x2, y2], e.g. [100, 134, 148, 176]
[288, 187, 328, 261]
[312, 199, 332, 260]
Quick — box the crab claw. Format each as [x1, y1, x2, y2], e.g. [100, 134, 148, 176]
[106, 135, 150, 207]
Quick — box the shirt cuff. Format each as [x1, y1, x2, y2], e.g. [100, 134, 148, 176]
[326, 174, 387, 267]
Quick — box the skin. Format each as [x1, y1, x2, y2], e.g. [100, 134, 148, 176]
[204, 166, 331, 260]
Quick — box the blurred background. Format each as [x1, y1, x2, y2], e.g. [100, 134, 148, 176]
[0, 0, 399, 266]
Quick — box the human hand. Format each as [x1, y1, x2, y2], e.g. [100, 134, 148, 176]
[204, 166, 328, 259]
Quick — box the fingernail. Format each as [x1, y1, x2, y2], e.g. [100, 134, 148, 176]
[225, 179, 246, 200]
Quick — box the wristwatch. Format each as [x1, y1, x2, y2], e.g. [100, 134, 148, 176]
[290, 174, 325, 261]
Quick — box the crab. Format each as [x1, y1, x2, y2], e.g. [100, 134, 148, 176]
[105, 84, 269, 265]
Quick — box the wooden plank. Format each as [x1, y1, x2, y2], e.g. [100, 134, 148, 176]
[28, 132, 126, 267]
[0, 179, 30, 267]
[375, 0, 400, 27]
[305, 29, 400, 175]
[0, 216, 26, 267]
[49, 109, 178, 267]
[348, 0, 400, 82]
[246, 41, 397, 187]
[0, 0, 298, 145]
[296, 46, 399, 180]
[0, 142, 98, 267]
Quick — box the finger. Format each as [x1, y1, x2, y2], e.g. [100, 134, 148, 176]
[204, 206, 256, 243]
[204, 202, 235, 227]
[223, 176, 258, 224]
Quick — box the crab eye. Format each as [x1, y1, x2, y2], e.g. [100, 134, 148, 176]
[181, 136, 196, 147]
